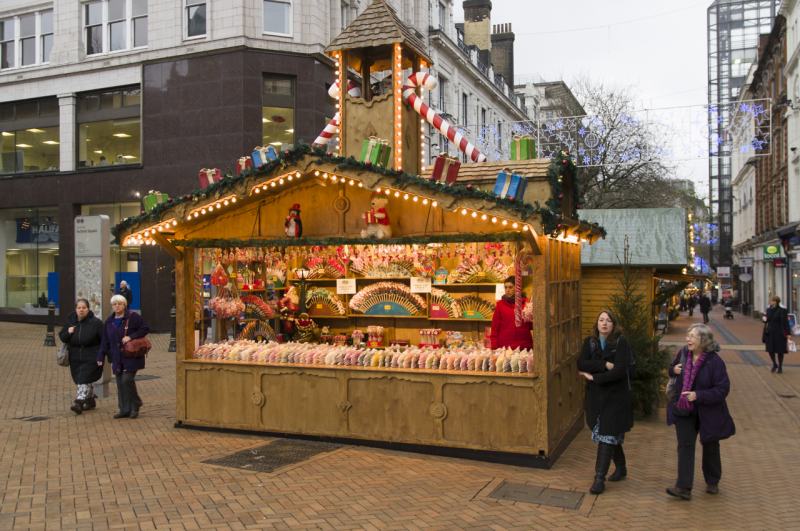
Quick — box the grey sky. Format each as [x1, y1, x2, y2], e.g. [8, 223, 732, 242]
[454, 0, 711, 197]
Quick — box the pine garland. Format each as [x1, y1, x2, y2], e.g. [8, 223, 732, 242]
[171, 231, 525, 249]
[112, 143, 605, 241]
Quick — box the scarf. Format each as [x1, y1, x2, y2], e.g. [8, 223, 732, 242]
[677, 351, 707, 413]
[502, 295, 515, 304]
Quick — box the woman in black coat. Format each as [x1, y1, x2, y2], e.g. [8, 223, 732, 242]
[763, 296, 790, 373]
[577, 309, 634, 495]
[59, 298, 104, 414]
[97, 294, 149, 419]
[666, 323, 735, 500]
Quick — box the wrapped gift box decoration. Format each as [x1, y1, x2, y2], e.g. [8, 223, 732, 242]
[251, 146, 278, 168]
[142, 190, 169, 212]
[431, 153, 461, 184]
[493, 169, 527, 200]
[197, 167, 222, 189]
[359, 136, 391, 167]
[509, 135, 536, 160]
[235, 156, 252, 175]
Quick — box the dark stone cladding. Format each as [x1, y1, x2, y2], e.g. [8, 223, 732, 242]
[0, 47, 334, 330]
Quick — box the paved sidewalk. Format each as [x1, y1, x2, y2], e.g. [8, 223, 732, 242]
[1, 319, 799, 530]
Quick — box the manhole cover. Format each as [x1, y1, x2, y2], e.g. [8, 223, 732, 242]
[15, 416, 49, 422]
[203, 439, 340, 473]
[488, 481, 584, 510]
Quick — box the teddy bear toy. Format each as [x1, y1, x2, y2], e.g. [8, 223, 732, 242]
[361, 196, 392, 239]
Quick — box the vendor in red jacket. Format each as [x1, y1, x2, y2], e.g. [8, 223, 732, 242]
[490, 276, 533, 349]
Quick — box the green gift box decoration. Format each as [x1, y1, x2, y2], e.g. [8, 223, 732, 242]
[142, 190, 170, 212]
[510, 135, 536, 160]
[360, 136, 391, 168]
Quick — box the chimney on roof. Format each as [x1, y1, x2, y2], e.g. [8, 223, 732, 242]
[462, 1, 492, 67]
[491, 23, 514, 87]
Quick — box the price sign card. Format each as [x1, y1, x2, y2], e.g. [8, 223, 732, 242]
[336, 278, 356, 294]
[410, 277, 432, 293]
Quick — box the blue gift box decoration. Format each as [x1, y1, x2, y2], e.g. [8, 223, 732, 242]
[250, 146, 280, 168]
[493, 169, 528, 201]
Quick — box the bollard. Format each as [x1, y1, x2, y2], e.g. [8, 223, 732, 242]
[43, 301, 56, 346]
[168, 306, 177, 352]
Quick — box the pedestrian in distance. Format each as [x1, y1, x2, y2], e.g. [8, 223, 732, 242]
[577, 309, 634, 495]
[699, 292, 712, 324]
[688, 295, 697, 317]
[666, 324, 735, 501]
[763, 296, 790, 374]
[97, 295, 149, 419]
[489, 276, 533, 350]
[59, 298, 104, 414]
[118, 280, 133, 307]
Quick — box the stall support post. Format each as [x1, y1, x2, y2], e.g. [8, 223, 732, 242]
[44, 302, 56, 346]
[168, 306, 177, 352]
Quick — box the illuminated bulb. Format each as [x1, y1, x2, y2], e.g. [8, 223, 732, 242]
[460, 208, 467, 215]
[403, 194, 409, 200]
[187, 215, 192, 221]
[200, 209, 206, 215]
[512, 222, 519, 229]
[481, 214, 487, 221]
[279, 178, 284, 185]
[422, 198, 429, 205]
[314, 170, 320, 176]
[193, 212, 199, 218]
[216, 203, 222, 209]
[523, 225, 530, 231]
[349, 179, 355, 186]
[172, 220, 177, 227]
[331, 175, 338, 183]
[376, 187, 382, 193]
[502, 220, 508, 226]
[491, 217, 498, 224]
[270, 182, 276, 188]
[287, 175, 293, 181]
[471, 212, 478, 218]
[431, 201, 438, 208]
[335, 103, 340, 109]
[358, 183, 363, 188]
[412, 196, 418, 202]
[231, 197, 236, 203]
[144, 230, 150, 236]
[322, 173, 328, 179]
[223, 200, 229, 206]
[385, 189, 391, 195]
[157, 226, 163, 232]
[394, 191, 400, 198]
[255, 187, 261, 194]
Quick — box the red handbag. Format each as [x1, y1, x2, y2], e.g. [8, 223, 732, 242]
[122, 320, 151, 358]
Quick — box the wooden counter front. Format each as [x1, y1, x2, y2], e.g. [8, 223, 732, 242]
[178, 360, 548, 456]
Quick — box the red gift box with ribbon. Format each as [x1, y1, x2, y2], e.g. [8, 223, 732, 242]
[235, 156, 252, 175]
[198, 168, 222, 189]
[431, 153, 461, 185]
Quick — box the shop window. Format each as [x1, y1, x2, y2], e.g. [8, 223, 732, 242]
[77, 86, 141, 168]
[0, 207, 59, 314]
[262, 76, 295, 150]
[186, 0, 206, 38]
[263, 0, 291, 35]
[0, 97, 60, 174]
[0, 9, 53, 70]
[84, 0, 148, 56]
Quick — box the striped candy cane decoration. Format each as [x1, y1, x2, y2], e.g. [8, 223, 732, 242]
[402, 72, 487, 163]
[313, 80, 362, 147]
[514, 252, 523, 327]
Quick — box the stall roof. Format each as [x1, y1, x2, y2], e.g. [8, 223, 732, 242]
[113, 146, 605, 246]
[326, 0, 430, 63]
[421, 160, 551, 183]
[579, 208, 687, 267]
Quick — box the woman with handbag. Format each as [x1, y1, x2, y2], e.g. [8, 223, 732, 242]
[666, 323, 735, 501]
[763, 296, 790, 373]
[97, 294, 150, 419]
[59, 298, 104, 414]
[577, 309, 634, 495]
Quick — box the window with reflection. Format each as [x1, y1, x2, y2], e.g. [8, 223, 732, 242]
[186, 0, 207, 38]
[0, 97, 60, 174]
[0, 9, 53, 69]
[262, 76, 295, 150]
[84, 0, 148, 55]
[263, 0, 291, 35]
[0, 207, 59, 315]
[77, 86, 141, 168]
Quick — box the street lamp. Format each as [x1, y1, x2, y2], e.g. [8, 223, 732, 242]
[294, 268, 310, 313]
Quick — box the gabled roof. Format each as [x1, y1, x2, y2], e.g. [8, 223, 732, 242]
[326, 0, 430, 62]
[579, 208, 687, 267]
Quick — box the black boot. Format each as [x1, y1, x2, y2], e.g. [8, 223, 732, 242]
[70, 400, 84, 415]
[82, 395, 97, 411]
[590, 443, 614, 494]
[608, 444, 627, 481]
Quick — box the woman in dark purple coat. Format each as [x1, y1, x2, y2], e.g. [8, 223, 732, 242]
[97, 295, 149, 419]
[666, 323, 735, 500]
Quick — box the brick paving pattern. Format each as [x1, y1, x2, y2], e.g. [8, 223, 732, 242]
[1, 305, 799, 529]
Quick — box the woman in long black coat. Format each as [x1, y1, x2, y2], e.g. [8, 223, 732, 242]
[577, 309, 634, 495]
[59, 298, 104, 414]
[97, 294, 149, 419]
[763, 296, 790, 373]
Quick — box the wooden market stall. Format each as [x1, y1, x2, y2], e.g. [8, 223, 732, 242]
[113, 0, 604, 466]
